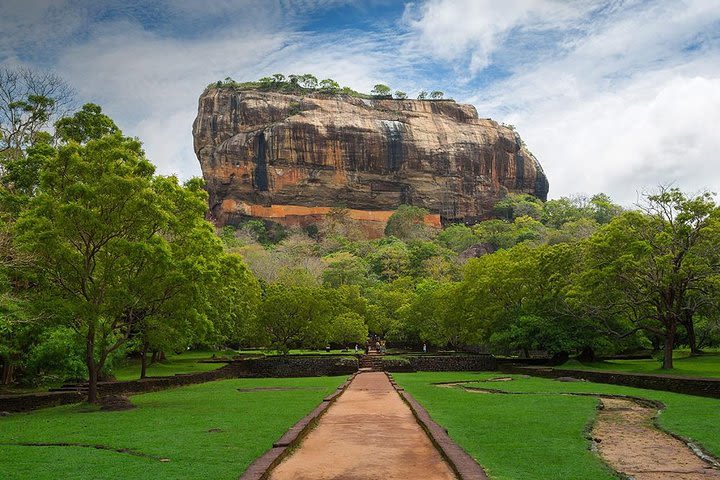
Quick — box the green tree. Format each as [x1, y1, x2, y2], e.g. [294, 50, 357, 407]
[330, 312, 368, 350]
[572, 188, 720, 369]
[542, 197, 589, 228]
[430, 91, 444, 99]
[385, 204, 433, 240]
[589, 193, 623, 224]
[371, 84, 391, 97]
[394, 91, 407, 99]
[459, 242, 607, 357]
[319, 79, 340, 93]
[330, 284, 368, 318]
[417, 90, 428, 100]
[0, 237, 36, 384]
[0, 67, 74, 162]
[545, 218, 599, 245]
[365, 277, 415, 340]
[1, 134, 55, 215]
[399, 280, 471, 348]
[255, 283, 332, 353]
[55, 103, 119, 144]
[461, 244, 538, 346]
[15, 133, 158, 401]
[368, 240, 412, 281]
[318, 207, 364, 241]
[494, 193, 544, 221]
[124, 178, 260, 378]
[14, 125, 255, 400]
[321, 252, 369, 287]
[437, 224, 478, 252]
[472, 219, 516, 249]
[300, 74, 318, 89]
[258, 77, 274, 88]
[207, 253, 261, 344]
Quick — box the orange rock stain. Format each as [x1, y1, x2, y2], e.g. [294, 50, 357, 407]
[219, 200, 441, 237]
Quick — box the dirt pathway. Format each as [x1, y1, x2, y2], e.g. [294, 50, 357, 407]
[268, 372, 457, 480]
[592, 397, 720, 480]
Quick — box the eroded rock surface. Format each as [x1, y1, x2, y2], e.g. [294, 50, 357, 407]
[193, 88, 549, 231]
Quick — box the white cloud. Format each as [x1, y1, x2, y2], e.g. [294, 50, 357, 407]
[511, 73, 720, 204]
[0, 0, 86, 62]
[51, 12, 410, 178]
[405, 0, 720, 203]
[4, 0, 720, 205]
[402, 0, 592, 74]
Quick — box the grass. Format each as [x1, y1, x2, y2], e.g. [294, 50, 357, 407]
[112, 350, 236, 381]
[0, 376, 346, 480]
[394, 372, 720, 480]
[559, 351, 720, 378]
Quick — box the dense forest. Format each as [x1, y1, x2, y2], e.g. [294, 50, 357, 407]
[2, 67, 719, 402]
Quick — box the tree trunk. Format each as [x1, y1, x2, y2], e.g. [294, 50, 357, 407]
[650, 335, 661, 353]
[662, 324, 675, 370]
[681, 313, 701, 355]
[1, 362, 14, 385]
[151, 350, 165, 363]
[140, 342, 149, 379]
[86, 325, 99, 403]
[577, 346, 595, 363]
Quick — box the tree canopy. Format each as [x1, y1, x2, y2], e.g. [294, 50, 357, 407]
[11, 106, 259, 399]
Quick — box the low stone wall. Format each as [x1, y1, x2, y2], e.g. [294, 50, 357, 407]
[95, 365, 240, 396]
[0, 356, 358, 413]
[0, 364, 240, 412]
[495, 357, 550, 366]
[381, 358, 415, 373]
[0, 390, 85, 413]
[233, 356, 358, 377]
[500, 365, 720, 399]
[384, 355, 496, 373]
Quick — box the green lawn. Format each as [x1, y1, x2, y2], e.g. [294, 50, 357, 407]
[112, 350, 236, 381]
[394, 372, 720, 480]
[558, 351, 720, 378]
[0, 376, 345, 480]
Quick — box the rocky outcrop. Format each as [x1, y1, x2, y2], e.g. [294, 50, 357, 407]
[193, 88, 548, 232]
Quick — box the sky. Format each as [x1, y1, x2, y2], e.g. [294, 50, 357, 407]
[1, 0, 719, 204]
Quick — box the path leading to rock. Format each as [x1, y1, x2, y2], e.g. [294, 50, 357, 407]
[268, 372, 457, 480]
[593, 397, 720, 480]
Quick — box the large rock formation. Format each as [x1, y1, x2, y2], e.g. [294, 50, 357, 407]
[193, 88, 548, 234]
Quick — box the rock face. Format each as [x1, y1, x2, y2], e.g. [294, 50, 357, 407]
[193, 88, 548, 233]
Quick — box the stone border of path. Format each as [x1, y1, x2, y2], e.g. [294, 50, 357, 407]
[385, 372, 490, 480]
[239, 372, 358, 480]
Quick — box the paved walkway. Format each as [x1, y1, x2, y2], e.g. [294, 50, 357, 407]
[269, 372, 457, 480]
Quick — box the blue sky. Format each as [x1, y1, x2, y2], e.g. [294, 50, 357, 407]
[2, 0, 719, 204]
